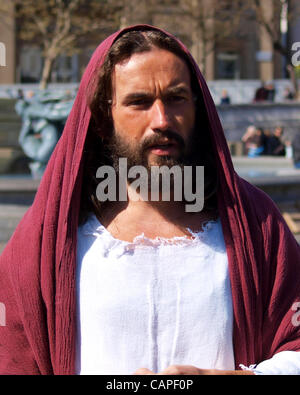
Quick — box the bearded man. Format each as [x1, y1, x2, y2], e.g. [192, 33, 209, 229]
[0, 26, 299, 375]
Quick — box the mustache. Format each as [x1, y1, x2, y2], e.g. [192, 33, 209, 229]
[140, 130, 185, 151]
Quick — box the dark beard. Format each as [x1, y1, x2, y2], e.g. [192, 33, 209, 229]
[78, 124, 218, 226]
[105, 128, 200, 171]
[102, 128, 203, 198]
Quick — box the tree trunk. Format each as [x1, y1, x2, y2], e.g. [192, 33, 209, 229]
[287, 63, 299, 99]
[39, 55, 55, 90]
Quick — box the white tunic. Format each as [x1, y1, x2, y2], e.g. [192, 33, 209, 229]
[76, 213, 300, 375]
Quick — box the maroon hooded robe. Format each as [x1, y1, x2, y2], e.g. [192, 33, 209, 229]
[0, 25, 299, 375]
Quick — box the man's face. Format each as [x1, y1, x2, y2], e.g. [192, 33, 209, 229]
[109, 47, 196, 169]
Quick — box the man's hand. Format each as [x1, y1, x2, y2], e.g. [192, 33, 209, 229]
[133, 365, 254, 375]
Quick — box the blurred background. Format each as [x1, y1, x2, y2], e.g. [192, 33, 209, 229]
[0, 0, 300, 251]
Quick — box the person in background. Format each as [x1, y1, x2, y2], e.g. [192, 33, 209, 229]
[242, 126, 265, 157]
[267, 126, 286, 156]
[253, 82, 268, 102]
[220, 89, 231, 105]
[261, 129, 272, 154]
[265, 82, 276, 102]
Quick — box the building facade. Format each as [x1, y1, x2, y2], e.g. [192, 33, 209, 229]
[0, 0, 299, 85]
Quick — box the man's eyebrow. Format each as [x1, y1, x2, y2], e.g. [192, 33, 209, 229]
[122, 85, 191, 102]
[165, 85, 191, 95]
[122, 92, 152, 102]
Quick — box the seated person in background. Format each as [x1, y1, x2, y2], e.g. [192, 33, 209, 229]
[253, 82, 268, 102]
[267, 127, 286, 156]
[242, 126, 265, 157]
[261, 129, 271, 154]
[265, 82, 276, 102]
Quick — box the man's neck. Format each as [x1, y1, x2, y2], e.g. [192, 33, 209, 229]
[96, 186, 217, 242]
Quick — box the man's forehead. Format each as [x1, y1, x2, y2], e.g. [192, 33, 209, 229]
[112, 48, 192, 92]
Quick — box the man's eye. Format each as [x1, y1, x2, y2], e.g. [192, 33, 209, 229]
[129, 99, 152, 107]
[167, 95, 187, 104]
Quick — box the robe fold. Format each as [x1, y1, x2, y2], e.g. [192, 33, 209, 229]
[0, 25, 299, 375]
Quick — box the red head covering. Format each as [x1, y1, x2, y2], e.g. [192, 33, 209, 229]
[0, 25, 299, 374]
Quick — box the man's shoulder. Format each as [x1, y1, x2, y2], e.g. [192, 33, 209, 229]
[237, 176, 282, 220]
[235, 176, 299, 250]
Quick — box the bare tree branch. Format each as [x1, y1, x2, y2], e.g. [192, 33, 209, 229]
[12, 0, 122, 88]
[244, 0, 300, 94]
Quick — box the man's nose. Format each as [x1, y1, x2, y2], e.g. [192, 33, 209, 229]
[149, 100, 171, 131]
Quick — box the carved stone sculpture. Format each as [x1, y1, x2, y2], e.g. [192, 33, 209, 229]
[15, 90, 75, 178]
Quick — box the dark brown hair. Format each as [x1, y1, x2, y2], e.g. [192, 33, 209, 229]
[79, 28, 218, 224]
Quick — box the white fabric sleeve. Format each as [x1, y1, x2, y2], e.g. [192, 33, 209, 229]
[240, 351, 300, 375]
